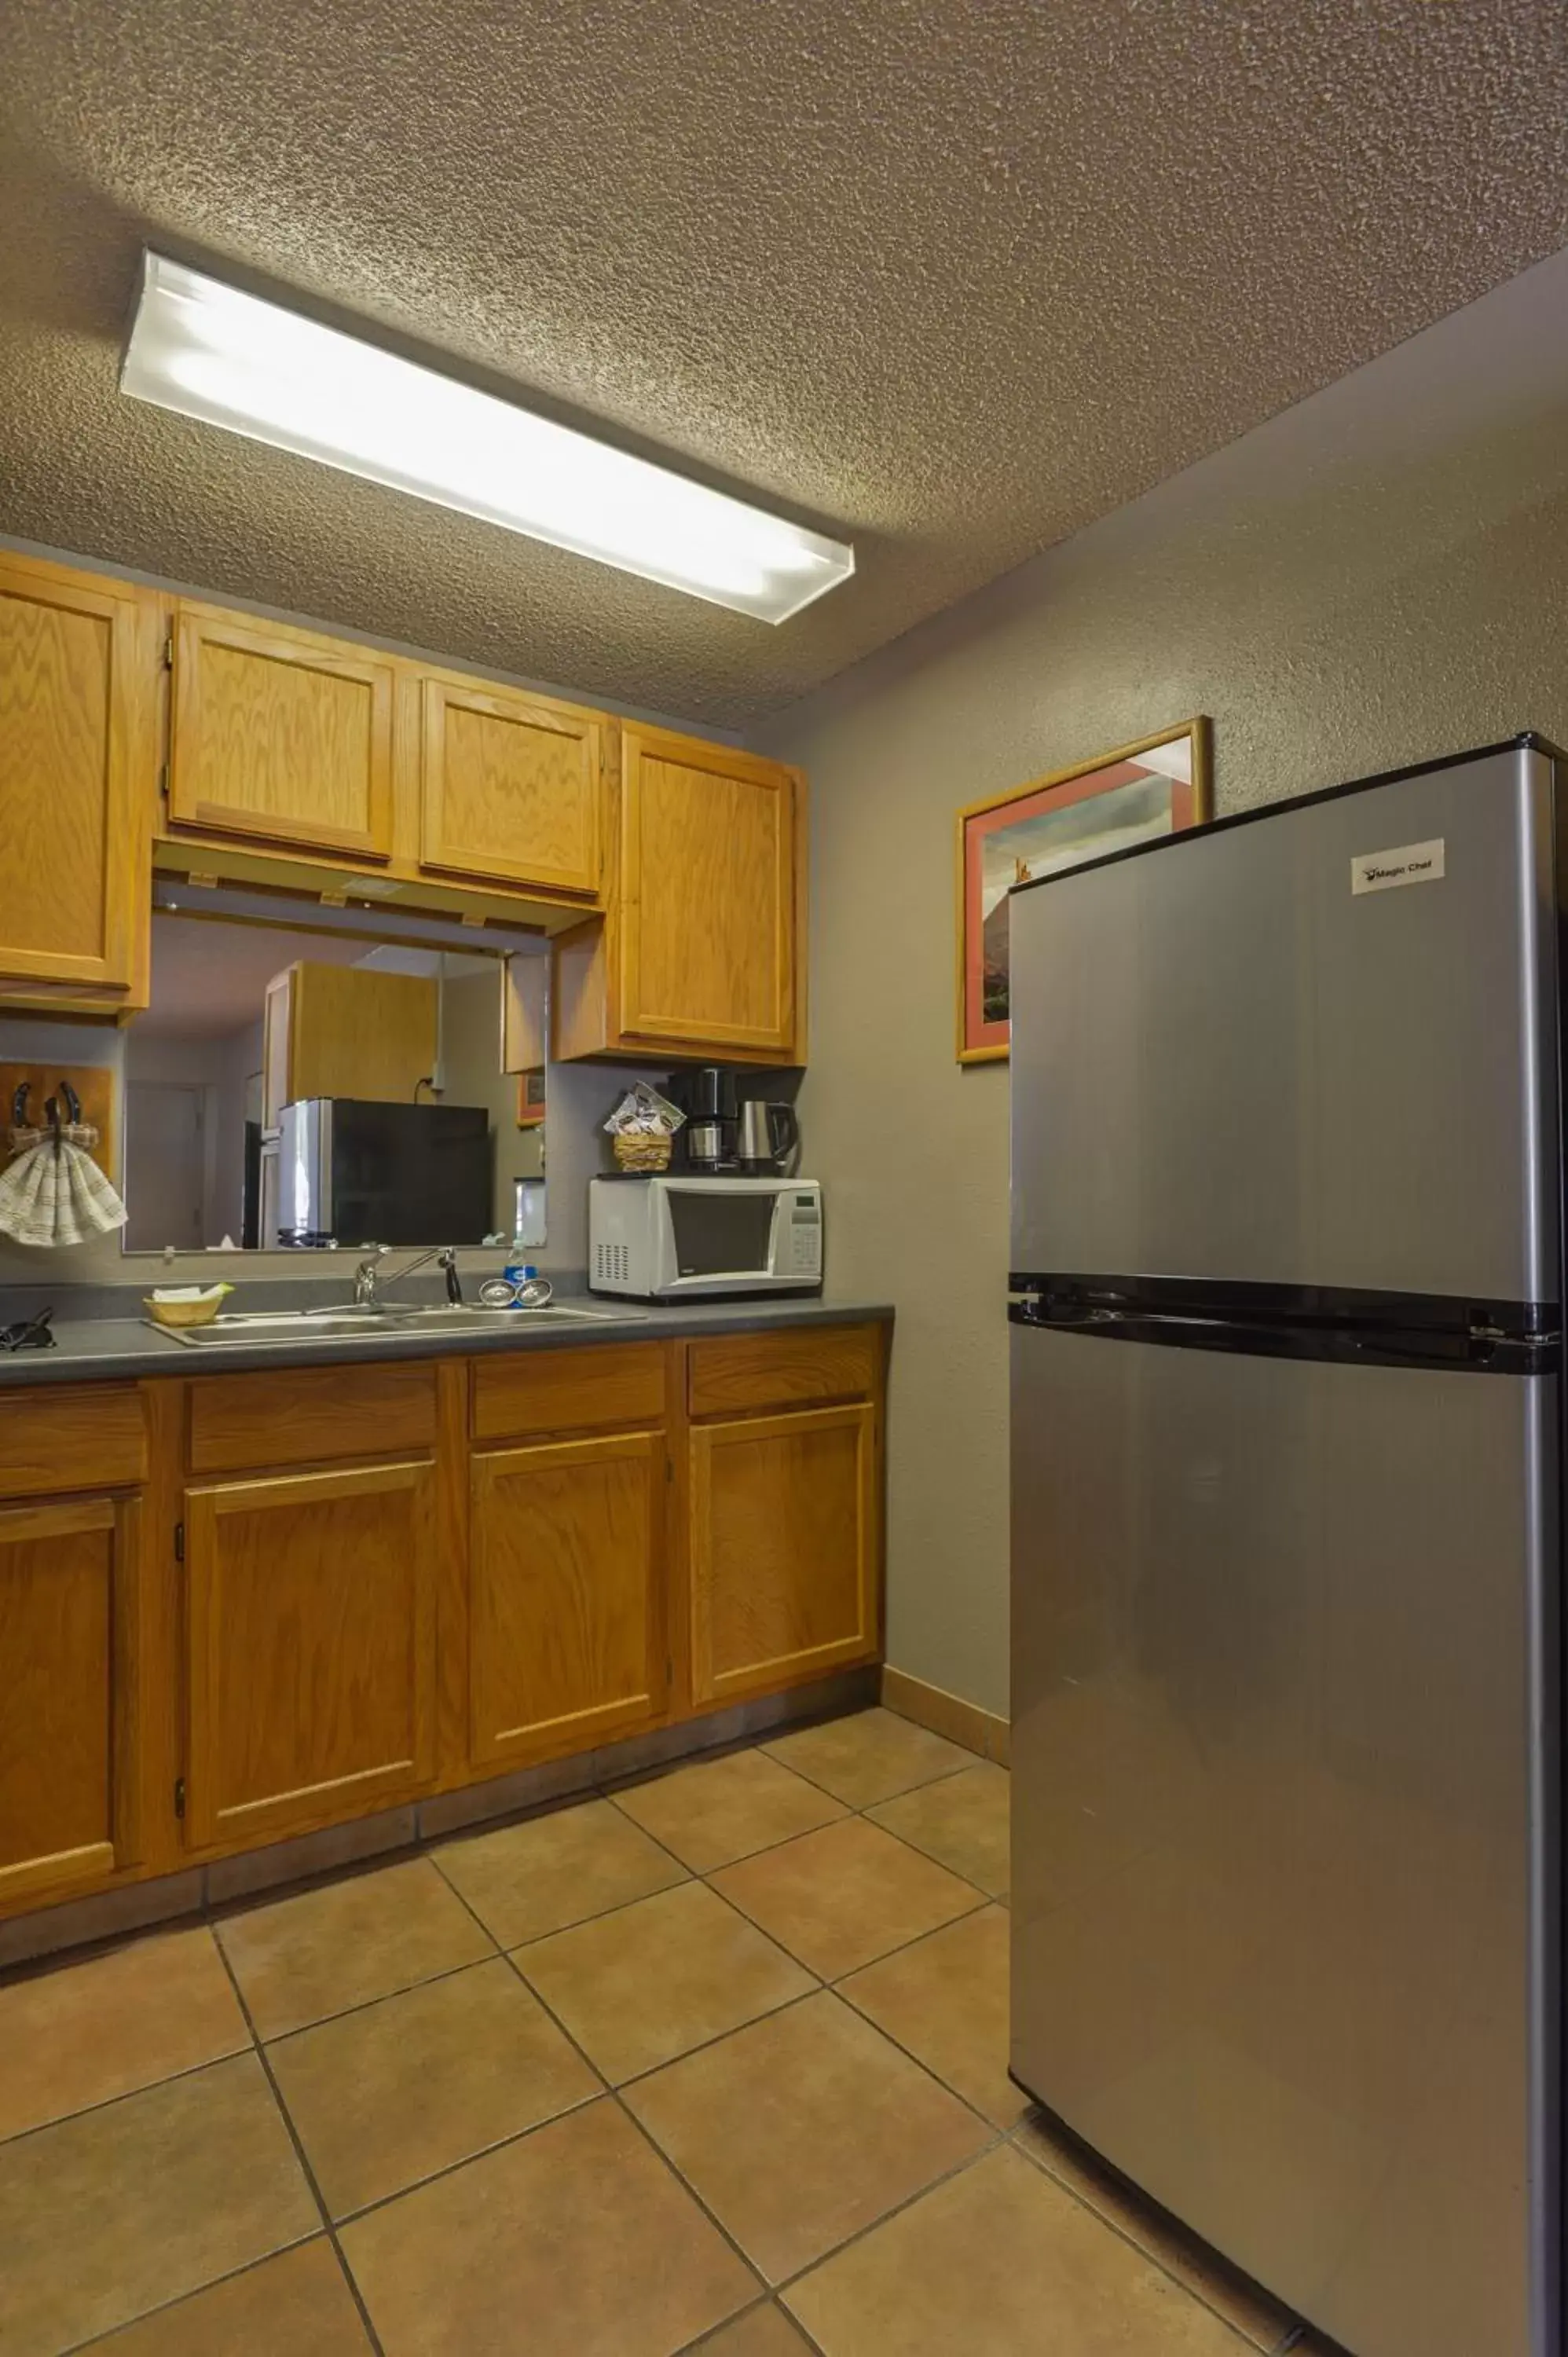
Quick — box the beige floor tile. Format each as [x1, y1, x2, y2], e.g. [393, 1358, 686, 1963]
[694, 2302, 816, 2353]
[0, 2051, 318, 2357]
[0, 1925, 248, 2142]
[625, 1989, 991, 2283]
[786, 2143, 1255, 2355]
[94, 2238, 371, 2354]
[764, 1706, 975, 1808]
[612, 1747, 847, 1871]
[868, 1761, 1010, 1896]
[267, 1957, 598, 2217]
[434, 1795, 687, 1945]
[1012, 2110, 1294, 2350]
[517, 1880, 813, 2084]
[709, 1816, 982, 1980]
[218, 1856, 493, 2039]
[342, 2095, 756, 2356]
[838, 1904, 1025, 2128]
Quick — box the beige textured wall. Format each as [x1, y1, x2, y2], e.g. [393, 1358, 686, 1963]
[762, 261, 1568, 1721]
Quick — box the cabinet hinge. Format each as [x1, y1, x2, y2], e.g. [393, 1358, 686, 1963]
[174, 1519, 185, 1563]
[173, 1776, 186, 1820]
[163, 632, 174, 669]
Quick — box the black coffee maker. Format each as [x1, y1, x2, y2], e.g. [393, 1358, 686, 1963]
[683, 1066, 738, 1171]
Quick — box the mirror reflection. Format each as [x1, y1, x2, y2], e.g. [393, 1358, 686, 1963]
[122, 906, 544, 1254]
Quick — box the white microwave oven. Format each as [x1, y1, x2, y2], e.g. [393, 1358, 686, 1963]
[588, 1175, 823, 1301]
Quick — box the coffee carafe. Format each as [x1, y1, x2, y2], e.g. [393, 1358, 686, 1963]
[738, 1099, 800, 1174]
[686, 1067, 738, 1170]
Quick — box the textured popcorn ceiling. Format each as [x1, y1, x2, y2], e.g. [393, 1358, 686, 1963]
[1, 0, 1566, 731]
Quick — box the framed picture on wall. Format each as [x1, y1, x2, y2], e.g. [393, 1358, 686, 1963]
[955, 718, 1211, 1063]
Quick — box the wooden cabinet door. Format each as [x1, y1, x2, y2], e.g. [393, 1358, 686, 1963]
[617, 726, 800, 1055]
[0, 1495, 140, 1908]
[419, 674, 604, 896]
[0, 553, 154, 998]
[470, 1431, 663, 1769]
[169, 603, 395, 860]
[689, 1402, 877, 1706]
[185, 1460, 437, 1849]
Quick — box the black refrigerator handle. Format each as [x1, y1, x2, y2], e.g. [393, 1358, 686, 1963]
[1007, 1294, 1559, 1375]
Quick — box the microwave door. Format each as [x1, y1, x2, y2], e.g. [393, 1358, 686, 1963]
[667, 1186, 777, 1285]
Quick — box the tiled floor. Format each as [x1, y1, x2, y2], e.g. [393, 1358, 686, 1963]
[0, 1706, 1317, 2357]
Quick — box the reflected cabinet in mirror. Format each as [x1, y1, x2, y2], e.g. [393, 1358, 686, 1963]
[120, 900, 545, 1255]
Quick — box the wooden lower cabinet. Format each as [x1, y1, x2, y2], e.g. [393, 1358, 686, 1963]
[470, 1430, 664, 1768]
[688, 1399, 879, 1707]
[0, 1494, 140, 1906]
[185, 1460, 438, 1849]
[0, 1324, 887, 1927]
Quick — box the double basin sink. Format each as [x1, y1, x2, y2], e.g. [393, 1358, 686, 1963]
[148, 1301, 645, 1349]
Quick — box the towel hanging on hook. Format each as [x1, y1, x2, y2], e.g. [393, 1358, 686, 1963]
[0, 1074, 126, 1246]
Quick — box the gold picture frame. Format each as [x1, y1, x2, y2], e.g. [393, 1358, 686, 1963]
[955, 717, 1212, 1064]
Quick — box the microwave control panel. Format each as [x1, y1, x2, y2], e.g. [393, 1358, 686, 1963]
[783, 1191, 822, 1276]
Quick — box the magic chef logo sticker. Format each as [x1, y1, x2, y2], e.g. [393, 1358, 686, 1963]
[1350, 838, 1445, 896]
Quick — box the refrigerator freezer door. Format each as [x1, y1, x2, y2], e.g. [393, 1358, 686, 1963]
[1009, 745, 1559, 1305]
[1010, 1325, 1557, 2357]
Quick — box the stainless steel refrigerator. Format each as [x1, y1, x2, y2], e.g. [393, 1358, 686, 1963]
[1009, 737, 1561, 2357]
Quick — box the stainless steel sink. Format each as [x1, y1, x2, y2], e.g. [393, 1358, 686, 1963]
[145, 1302, 644, 1348]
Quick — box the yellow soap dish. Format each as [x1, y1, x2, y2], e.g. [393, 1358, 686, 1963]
[144, 1285, 233, 1329]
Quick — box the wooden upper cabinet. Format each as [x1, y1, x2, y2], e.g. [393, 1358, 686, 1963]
[419, 673, 604, 897]
[169, 603, 396, 861]
[0, 1494, 141, 1908]
[184, 1458, 438, 1849]
[260, 959, 437, 1129]
[615, 725, 802, 1058]
[0, 552, 154, 1001]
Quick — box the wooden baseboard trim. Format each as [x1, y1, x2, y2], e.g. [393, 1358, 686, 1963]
[881, 1664, 1010, 1767]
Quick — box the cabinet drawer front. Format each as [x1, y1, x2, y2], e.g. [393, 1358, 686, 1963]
[189, 1362, 438, 1473]
[687, 1325, 880, 1418]
[0, 1386, 147, 1501]
[170, 605, 395, 861]
[471, 1342, 665, 1442]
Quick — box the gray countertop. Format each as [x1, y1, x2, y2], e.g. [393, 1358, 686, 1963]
[0, 1290, 892, 1387]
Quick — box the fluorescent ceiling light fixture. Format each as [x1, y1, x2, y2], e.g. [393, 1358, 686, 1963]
[122, 254, 854, 623]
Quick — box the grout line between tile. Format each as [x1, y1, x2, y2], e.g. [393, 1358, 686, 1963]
[247, 1945, 506, 2051]
[767, 2123, 1009, 2302]
[1007, 2125, 1285, 2352]
[758, 1750, 980, 1810]
[0, 2029, 255, 2156]
[211, 1934, 390, 2357]
[434, 1860, 774, 2306]
[673, 2291, 828, 2355]
[59, 2234, 329, 2357]
[324, 2084, 605, 2227]
[598, 1787, 850, 1877]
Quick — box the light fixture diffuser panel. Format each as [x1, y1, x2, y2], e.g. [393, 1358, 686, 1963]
[121, 253, 854, 624]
